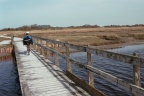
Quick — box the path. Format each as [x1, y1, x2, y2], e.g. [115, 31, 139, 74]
[14, 38, 91, 96]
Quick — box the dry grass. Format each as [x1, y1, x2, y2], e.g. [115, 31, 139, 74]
[1, 26, 144, 46]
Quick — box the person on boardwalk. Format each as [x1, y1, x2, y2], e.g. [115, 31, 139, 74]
[23, 32, 33, 55]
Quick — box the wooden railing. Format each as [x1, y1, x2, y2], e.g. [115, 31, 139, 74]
[0, 45, 13, 53]
[0, 34, 15, 62]
[0, 45, 13, 62]
[32, 36, 144, 96]
[0, 53, 12, 62]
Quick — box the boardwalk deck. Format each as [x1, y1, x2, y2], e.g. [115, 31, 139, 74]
[14, 39, 91, 96]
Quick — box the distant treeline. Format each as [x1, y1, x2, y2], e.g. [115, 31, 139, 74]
[104, 24, 144, 27]
[1, 24, 144, 31]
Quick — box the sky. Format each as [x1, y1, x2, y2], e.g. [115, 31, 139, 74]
[0, 0, 144, 29]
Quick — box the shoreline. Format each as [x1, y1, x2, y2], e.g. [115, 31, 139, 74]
[91, 40, 144, 50]
[54, 40, 144, 54]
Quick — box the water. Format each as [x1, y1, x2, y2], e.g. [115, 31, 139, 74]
[2, 44, 143, 96]
[0, 60, 21, 96]
[57, 44, 144, 96]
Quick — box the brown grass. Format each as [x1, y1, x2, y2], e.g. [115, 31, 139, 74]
[1, 26, 144, 46]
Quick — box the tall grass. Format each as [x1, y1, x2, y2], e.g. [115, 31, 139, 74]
[1, 26, 144, 46]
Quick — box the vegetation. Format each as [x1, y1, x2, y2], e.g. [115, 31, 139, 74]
[0, 24, 100, 31]
[1, 24, 144, 31]
[1, 25, 144, 48]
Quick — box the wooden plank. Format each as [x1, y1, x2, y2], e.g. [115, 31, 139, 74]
[33, 36, 65, 46]
[0, 53, 11, 57]
[0, 53, 12, 62]
[66, 71, 106, 96]
[15, 40, 92, 96]
[133, 53, 141, 86]
[133, 53, 141, 96]
[86, 65, 144, 96]
[46, 41, 51, 60]
[15, 39, 90, 96]
[54, 43, 59, 67]
[86, 47, 144, 67]
[0, 45, 12, 48]
[87, 52, 94, 87]
[65, 46, 72, 72]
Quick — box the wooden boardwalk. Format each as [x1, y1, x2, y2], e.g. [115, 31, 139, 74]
[12, 35, 144, 96]
[14, 40, 91, 96]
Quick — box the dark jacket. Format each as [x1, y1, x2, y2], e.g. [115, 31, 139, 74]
[23, 35, 33, 45]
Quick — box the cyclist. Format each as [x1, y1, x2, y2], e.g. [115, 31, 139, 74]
[23, 32, 33, 55]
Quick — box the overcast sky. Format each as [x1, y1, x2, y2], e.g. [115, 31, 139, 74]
[0, 0, 144, 29]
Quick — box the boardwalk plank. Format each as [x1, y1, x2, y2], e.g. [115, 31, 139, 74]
[14, 40, 91, 96]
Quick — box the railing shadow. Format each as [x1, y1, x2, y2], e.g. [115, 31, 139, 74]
[31, 49, 89, 95]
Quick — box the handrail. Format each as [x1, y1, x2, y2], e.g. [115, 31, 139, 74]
[0, 45, 12, 48]
[0, 45, 12, 53]
[33, 36, 144, 96]
[0, 53, 12, 62]
[33, 36, 144, 67]
[35, 42, 144, 96]
[0, 34, 14, 62]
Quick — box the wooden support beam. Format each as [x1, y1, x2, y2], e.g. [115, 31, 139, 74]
[33, 38, 37, 50]
[40, 39, 43, 54]
[133, 53, 141, 96]
[46, 41, 51, 60]
[54, 43, 59, 67]
[66, 71, 106, 96]
[65, 45, 72, 72]
[87, 52, 94, 88]
[36, 39, 39, 51]
[41, 46, 44, 55]
[11, 34, 14, 45]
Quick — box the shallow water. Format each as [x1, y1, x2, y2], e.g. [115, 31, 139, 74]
[0, 60, 21, 96]
[57, 44, 144, 96]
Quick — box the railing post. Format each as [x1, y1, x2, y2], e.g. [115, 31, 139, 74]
[6, 47, 8, 53]
[38, 39, 41, 53]
[54, 43, 59, 67]
[65, 43, 72, 72]
[4, 47, 6, 53]
[46, 41, 51, 60]
[43, 41, 46, 57]
[33, 38, 36, 50]
[133, 53, 141, 96]
[41, 40, 45, 56]
[40, 39, 43, 54]
[87, 51, 94, 88]
[8, 47, 10, 53]
[36, 38, 39, 52]
[11, 34, 14, 45]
